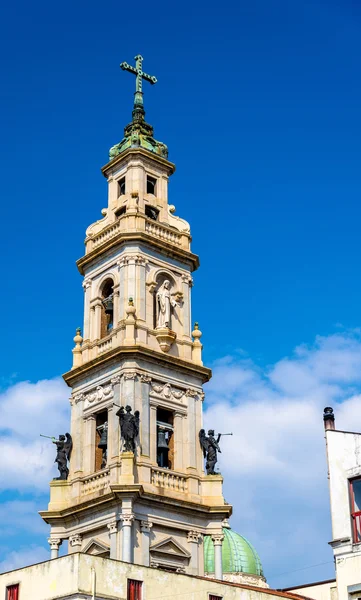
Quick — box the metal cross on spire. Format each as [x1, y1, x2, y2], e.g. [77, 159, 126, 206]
[120, 55, 157, 109]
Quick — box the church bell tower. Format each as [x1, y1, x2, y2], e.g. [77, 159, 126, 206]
[40, 55, 232, 578]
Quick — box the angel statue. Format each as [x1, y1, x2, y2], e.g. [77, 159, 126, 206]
[116, 405, 140, 452]
[199, 429, 221, 475]
[53, 433, 72, 480]
[156, 280, 177, 328]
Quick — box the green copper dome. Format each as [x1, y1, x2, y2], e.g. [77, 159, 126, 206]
[204, 528, 264, 576]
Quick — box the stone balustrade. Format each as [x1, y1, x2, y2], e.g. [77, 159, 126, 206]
[97, 336, 113, 355]
[85, 213, 188, 255]
[151, 467, 188, 493]
[145, 220, 182, 246]
[82, 469, 110, 496]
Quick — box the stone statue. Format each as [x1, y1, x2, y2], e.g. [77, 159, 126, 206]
[53, 433, 72, 480]
[199, 429, 221, 475]
[116, 405, 140, 452]
[156, 280, 177, 328]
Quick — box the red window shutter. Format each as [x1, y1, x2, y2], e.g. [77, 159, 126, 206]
[209, 595, 222, 600]
[7, 585, 19, 600]
[128, 580, 142, 600]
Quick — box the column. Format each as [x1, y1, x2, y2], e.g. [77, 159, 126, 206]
[182, 275, 192, 337]
[117, 258, 126, 323]
[82, 279, 92, 341]
[140, 376, 151, 457]
[173, 412, 184, 471]
[48, 538, 62, 559]
[137, 257, 147, 321]
[109, 376, 121, 462]
[107, 521, 119, 559]
[71, 396, 84, 476]
[140, 521, 153, 566]
[69, 534, 82, 553]
[123, 372, 136, 407]
[150, 404, 157, 463]
[93, 301, 102, 340]
[211, 534, 224, 580]
[186, 393, 197, 470]
[89, 305, 95, 341]
[113, 285, 120, 327]
[127, 257, 136, 304]
[187, 531, 200, 574]
[121, 514, 134, 563]
[83, 414, 96, 474]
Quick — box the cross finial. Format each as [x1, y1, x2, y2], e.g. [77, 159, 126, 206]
[120, 55, 157, 110]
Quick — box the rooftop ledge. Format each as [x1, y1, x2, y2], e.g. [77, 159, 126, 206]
[0, 553, 314, 600]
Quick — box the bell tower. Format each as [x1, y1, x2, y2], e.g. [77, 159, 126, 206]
[40, 56, 231, 578]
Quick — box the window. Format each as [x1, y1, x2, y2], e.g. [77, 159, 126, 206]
[350, 478, 361, 542]
[95, 411, 108, 471]
[146, 175, 157, 195]
[145, 205, 159, 221]
[100, 279, 114, 338]
[156, 408, 174, 469]
[118, 177, 126, 196]
[127, 579, 142, 600]
[6, 585, 19, 600]
[209, 596, 222, 600]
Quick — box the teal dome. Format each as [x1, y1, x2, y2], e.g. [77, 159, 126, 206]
[204, 528, 264, 576]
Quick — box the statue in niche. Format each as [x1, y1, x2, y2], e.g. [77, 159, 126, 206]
[53, 433, 73, 480]
[97, 422, 108, 469]
[116, 405, 140, 452]
[199, 429, 221, 475]
[156, 280, 177, 328]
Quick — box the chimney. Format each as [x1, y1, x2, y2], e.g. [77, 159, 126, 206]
[323, 407, 335, 431]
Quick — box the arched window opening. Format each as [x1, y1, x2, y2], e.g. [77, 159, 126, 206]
[156, 407, 174, 470]
[95, 411, 108, 472]
[100, 279, 114, 338]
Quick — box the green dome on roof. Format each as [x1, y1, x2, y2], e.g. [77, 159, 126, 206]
[204, 528, 264, 577]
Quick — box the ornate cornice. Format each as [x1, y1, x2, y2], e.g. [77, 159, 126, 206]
[140, 520, 153, 533]
[187, 530, 201, 543]
[76, 231, 199, 275]
[107, 521, 119, 535]
[69, 534, 82, 547]
[63, 345, 212, 387]
[48, 538, 62, 549]
[120, 513, 134, 526]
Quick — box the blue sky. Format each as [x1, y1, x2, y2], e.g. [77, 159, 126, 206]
[1, 0, 361, 589]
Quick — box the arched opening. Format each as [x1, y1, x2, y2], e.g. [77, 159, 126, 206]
[100, 278, 114, 338]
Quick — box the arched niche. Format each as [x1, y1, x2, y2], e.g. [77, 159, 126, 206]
[146, 268, 184, 331]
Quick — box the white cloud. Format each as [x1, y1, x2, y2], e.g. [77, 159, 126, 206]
[0, 378, 70, 490]
[0, 546, 49, 573]
[204, 331, 361, 587]
[2, 331, 361, 587]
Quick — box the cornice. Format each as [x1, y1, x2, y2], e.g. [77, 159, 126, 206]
[63, 344, 211, 387]
[77, 231, 199, 275]
[101, 147, 176, 178]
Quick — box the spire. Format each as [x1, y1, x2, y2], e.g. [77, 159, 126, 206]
[120, 54, 157, 122]
[109, 54, 168, 161]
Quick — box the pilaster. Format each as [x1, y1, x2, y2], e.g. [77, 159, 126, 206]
[107, 520, 119, 559]
[140, 520, 153, 566]
[187, 530, 201, 574]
